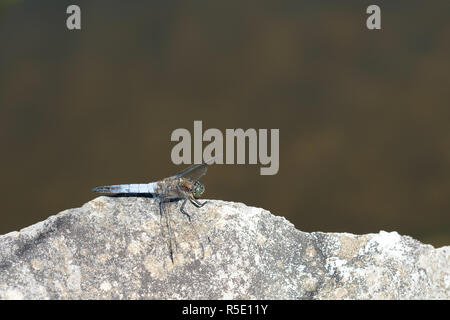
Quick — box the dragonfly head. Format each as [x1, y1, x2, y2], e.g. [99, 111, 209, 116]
[192, 180, 205, 198]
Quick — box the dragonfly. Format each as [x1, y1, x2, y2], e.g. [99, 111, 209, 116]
[92, 160, 214, 262]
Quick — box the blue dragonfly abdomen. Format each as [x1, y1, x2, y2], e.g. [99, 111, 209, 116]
[92, 182, 157, 194]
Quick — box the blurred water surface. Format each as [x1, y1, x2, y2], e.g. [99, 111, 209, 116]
[1, 1, 449, 246]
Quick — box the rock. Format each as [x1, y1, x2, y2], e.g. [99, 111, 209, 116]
[0, 197, 448, 299]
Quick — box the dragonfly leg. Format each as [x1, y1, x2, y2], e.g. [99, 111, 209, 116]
[190, 197, 208, 208]
[179, 199, 191, 222]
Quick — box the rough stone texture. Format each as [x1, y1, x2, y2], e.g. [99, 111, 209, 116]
[0, 197, 448, 299]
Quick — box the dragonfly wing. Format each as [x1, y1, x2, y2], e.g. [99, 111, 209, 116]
[159, 196, 178, 262]
[173, 162, 208, 180]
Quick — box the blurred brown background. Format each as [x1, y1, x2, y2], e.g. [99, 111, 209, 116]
[1, 1, 449, 246]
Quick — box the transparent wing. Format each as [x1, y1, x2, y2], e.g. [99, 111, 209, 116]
[158, 196, 178, 263]
[172, 162, 208, 180]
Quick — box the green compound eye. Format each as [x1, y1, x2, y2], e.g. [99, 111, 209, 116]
[194, 182, 205, 198]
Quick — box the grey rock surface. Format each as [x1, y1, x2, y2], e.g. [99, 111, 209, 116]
[0, 197, 449, 299]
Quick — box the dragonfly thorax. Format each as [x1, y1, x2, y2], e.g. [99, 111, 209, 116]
[178, 178, 205, 198]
